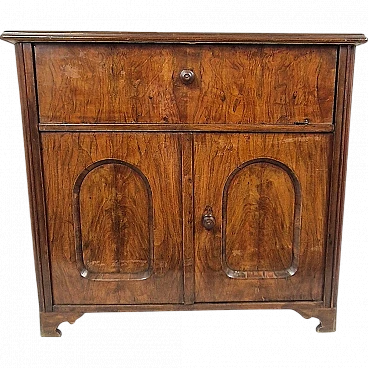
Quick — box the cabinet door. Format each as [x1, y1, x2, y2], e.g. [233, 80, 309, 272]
[42, 133, 183, 305]
[194, 133, 332, 302]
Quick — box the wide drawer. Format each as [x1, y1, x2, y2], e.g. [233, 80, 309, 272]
[35, 44, 337, 125]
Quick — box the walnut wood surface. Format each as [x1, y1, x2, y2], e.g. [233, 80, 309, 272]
[15, 44, 53, 312]
[43, 133, 331, 304]
[39, 123, 334, 133]
[1, 31, 367, 45]
[41, 133, 183, 304]
[325, 46, 357, 309]
[35, 44, 336, 125]
[39, 312, 84, 339]
[1, 35, 364, 334]
[223, 159, 299, 277]
[75, 160, 153, 279]
[194, 133, 332, 302]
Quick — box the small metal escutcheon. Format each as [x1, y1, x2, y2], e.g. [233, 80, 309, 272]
[202, 205, 216, 230]
[293, 118, 310, 125]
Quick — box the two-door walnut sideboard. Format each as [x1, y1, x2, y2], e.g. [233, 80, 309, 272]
[1, 31, 366, 336]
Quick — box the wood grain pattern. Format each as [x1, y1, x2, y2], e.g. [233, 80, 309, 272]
[3, 34, 364, 334]
[324, 45, 357, 308]
[35, 44, 183, 124]
[181, 134, 195, 304]
[41, 133, 183, 304]
[223, 158, 301, 279]
[1, 31, 367, 45]
[194, 133, 333, 302]
[41, 303, 335, 335]
[15, 43, 53, 312]
[39, 123, 335, 133]
[40, 312, 84, 337]
[187, 45, 337, 124]
[35, 44, 337, 125]
[74, 160, 153, 279]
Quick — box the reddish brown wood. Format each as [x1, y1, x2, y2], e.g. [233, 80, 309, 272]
[222, 158, 300, 278]
[15, 43, 53, 312]
[194, 133, 332, 302]
[74, 159, 153, 279]
[181, 134, 195, 304]
[324, 45, 357, 308]
[51, 301, 336, 333]
[1, 32, 365, 335]
[293, 307, 337, 332]
[35, 44, 182, 124]
[1, 31, 367, 45]
[43, 300, 336, 334]
[40, 312, 84, 337]
[41, 133, 183, 304]
[38, 123, 334, 133]
[186, 45, 337, 125]
[34, 44, 337, 125]
[52, 301, 323, 312]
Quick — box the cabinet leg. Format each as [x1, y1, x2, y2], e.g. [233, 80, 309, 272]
[40, 312, 84, 337]
[315, 309, 337, 332]
[293, 307, 337, 332]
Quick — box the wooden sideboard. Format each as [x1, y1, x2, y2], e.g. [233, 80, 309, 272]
[1, 31, 366, 336]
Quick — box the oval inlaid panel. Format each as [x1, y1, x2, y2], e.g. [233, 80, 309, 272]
[222, 158, 301, 279]
[73, 159, 153, 280]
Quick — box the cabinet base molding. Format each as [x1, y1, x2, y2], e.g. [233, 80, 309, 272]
[46, 302, 335, 335]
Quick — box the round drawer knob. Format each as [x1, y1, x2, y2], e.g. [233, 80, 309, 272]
[180, 69, 195, 84]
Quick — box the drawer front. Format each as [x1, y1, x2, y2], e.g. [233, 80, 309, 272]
[35, 44, 337, 125]
[35, 44, 183, 124]
[187, 45, 337, 125]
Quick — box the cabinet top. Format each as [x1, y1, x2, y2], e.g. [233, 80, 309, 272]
[1, 31, 367, 45]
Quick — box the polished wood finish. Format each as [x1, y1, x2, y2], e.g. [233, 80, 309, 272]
[39, 123, 335, 133]
[40, 312, 84, 337]
[41, 133, 183, 304]
[35, 44, 336, 125]
[2, 32, 365, 336]
[1, 31, 367, 45]
[194, 133, 332, 302]
[15, 43, 53, 312]
[326, 46, 357, 308]
[181, 134, 195, 304]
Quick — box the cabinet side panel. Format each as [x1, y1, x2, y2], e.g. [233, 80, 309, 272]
[15, 43, 53, 311]
[324, 46, 356, 307]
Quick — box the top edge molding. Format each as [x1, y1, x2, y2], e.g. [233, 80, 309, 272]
[1, 31, 367, 45]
